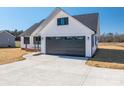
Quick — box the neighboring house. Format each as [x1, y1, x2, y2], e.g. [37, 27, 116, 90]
[0, 31, 15, 47]
[20, 8, 100, 57]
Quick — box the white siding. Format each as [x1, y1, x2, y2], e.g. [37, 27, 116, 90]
[91, 18, 99, 56]
[40, 11, 94, 57]
[20, 9, 99, 57]
[92, 33, 99, 56]
[21, 36, 34, 49]
[92, 35, 96, 55]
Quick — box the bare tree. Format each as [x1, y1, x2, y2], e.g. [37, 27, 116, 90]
[100, 33, 124, 42]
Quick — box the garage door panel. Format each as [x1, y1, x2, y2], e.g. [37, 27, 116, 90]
[46, 36, 85, 56]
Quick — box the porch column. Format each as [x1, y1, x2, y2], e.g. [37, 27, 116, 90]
[86, 35, 92, 57]
[21, 37, 24, 48]
[30, 36, 34, 49]
[41, 36, 46, 54]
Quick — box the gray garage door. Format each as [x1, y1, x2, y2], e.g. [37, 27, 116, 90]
[46, 36, 85, 56]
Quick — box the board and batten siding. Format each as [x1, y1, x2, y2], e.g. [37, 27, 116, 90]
[39, 10, 95, 57]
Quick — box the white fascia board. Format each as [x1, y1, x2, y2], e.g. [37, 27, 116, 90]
[31, 8, 62, 36]
[31, 8, 95, 36]
[40, 11, 95, 36]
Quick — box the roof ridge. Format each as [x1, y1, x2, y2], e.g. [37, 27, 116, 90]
[72, 12, 99, 17]
[20, 8, 99, 37]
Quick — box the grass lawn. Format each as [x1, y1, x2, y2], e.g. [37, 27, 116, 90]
[0, 48, 32, 65]
[86, 43, 124, 69]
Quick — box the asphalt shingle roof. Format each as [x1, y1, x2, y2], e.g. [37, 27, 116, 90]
[20, 19, 45, 36]
[20, 13, 98, 37]
[73, 13, 98, 33]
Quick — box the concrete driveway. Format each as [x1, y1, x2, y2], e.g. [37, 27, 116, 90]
[0, 53, 124, 86]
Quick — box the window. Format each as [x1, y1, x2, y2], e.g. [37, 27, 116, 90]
[24, 37, 30, 44]
[92, 35, 94, 47]
[57, 17, 68, 26]
[95, 36, 97, 45]
[33, 36, 41, 44]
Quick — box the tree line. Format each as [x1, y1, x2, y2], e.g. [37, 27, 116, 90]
[100, 33, 124, 42]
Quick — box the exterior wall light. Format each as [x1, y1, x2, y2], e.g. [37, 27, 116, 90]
[87, 36, 90, 40]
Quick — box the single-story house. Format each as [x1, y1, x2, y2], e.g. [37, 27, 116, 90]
[0, 31, 15, 47]
[20, 8, 100, 57]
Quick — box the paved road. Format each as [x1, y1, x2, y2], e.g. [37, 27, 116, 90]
[0, 54, 124, 86]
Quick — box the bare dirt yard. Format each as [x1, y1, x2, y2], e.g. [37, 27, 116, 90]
[0, 48, 31, 65]
[86, 42, 124, 69]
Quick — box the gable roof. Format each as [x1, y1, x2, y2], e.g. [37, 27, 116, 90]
[0, 31, 15, 38]
[73, 13, 98, 33]
[20, 19, 45, 36]
[31, 8, 62, 36]
[20, 8, 99, 37]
